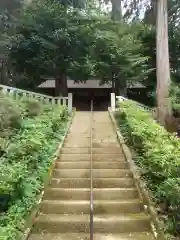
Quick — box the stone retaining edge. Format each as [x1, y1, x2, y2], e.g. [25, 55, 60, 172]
[21, 108, 76, 240]
[108, 107, 166, 240]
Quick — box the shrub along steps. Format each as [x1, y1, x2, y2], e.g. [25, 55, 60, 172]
[28, 111, 155, 240]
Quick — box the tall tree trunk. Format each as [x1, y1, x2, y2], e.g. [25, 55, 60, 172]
[1, 61, 7, 85]
[111, 0, 123, 95]
[156, 0, 172, 126]
[114, 73, 127, 97]
[115, 77, 120, 96]
[119, 78, 127, 97]
[55, 73, 68, 97]
[55, 77, 61, 97]
[111, 0, 122, 21]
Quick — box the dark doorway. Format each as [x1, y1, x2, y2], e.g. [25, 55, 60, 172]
[73, 90, 110, 111]
[93, 95, 109, 111]
[73, 91, 91, 111]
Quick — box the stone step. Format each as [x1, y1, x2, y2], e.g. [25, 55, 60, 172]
[53, 169, 89, 178]
[92, 126, 115, 130]
[92, 133, 117, 137]
[33, 213, 151, 233]
[93, 188, 138, 200]
[55, 161, 90, 169]
[68, 126, 90, 132]
[68, 128, 90, 132]
[59, 154, 90, 161]
[92, 148, 123, 154]
[63, 143, 90, 148]
[92, 169, 131, 178]
[40, 200, 143, 214]
[60, 148, 123, 154]
[92, 135, 117, 140]
[50, 178, 134, 188]
[28, 111, 154, 240]
[92, 161, 128, 169]
[65, 135, 90, 139]
[65, 136, 90, 140]
[64, 137, 90, 142]
[66, 134, 90, 138]
[55, 161, 128, 169]
[44, 188, 138, 200]
[67, 130, 90, 133]
[61, 148, 90, 154]
[59, 154, 125, 162]
[53, 169, 132, 178]
[93, 200, 143, 214]
[28, 232, 154, 240]
[50, 178, 90, 188]
[63, 143, 121, 148]
[92, 142, 120, 148]
[92, 136, 117, 141]
[93, 154, 125, 161]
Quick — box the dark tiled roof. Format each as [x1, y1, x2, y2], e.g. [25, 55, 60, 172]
[38, 80, 145, 89]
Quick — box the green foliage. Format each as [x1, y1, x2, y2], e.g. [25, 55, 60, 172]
[122, 1, 180, 108]
[136, 24, 156, 89]
[140, 21, 180, 90]
[91, 21, 150, 88]
[24, 99, 42, 117]
[55, 0, 86, 9]
[170, 83, 180, 116]
[116, 100, 180, 237]
[9, 0, 94, 84]
[0, 94, 22, 137]
[0, 94, 69, 239]
[7, 0, 151, 92]
[0, 137, 9, 157]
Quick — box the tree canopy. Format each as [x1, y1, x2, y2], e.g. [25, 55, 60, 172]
[92, 22, 149, 95]
[7, 0, 148, 96]
[9, 0, 95, 94]
[2, 0, 180, 126]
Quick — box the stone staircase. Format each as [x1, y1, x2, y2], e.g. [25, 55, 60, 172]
[28, 111, 155, 240]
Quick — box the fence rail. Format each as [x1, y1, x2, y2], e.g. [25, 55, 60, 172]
[111, 93, 156, 115]
[116, 95, 155, 112]
[0, 84, 72, 114]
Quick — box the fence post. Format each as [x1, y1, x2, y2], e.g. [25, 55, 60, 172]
[111, 93, 116, 112]
[2, 87, 7, 94]
[68, 93, 72, 114]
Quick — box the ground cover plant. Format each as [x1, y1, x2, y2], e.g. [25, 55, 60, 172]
[0, 93, 69, 239]
[115, 100, 180, 239]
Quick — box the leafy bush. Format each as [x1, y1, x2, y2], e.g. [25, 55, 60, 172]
[0, 96, 69, 239]
[0, 138, 9, 157]
[0, 95, 22, 137]
[24, 99, 42, 117]
[116, 100, 180, 237]
[170, 83, 180, 117]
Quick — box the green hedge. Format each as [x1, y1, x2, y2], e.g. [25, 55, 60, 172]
[0, 96, 69, 240]
[115, 100, 180, 238]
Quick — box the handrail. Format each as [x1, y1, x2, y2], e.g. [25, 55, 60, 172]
[116, 95, 155, 113]
[0, 84, 73, 113]
[0, 84, 68, 100]
[90, 98, 94, 240]
[0, 84, 54, 99]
